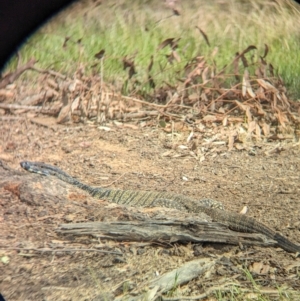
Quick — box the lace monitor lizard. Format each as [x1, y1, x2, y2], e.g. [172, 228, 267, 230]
[20, 161, 300, 253]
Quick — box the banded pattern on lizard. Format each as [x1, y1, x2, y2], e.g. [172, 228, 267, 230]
[20, 161, 300, 253]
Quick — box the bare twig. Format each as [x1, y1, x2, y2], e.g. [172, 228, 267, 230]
[102, 172, 128, 188]
[30, 66, 67, 79]
[0, 247, 122, 255]
[0, 104, 43, 110]
[0, 116, 26, 121]
[0, 103, 59, 116]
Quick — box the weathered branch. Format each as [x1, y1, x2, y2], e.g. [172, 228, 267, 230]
[0, 58, 36, 88]
[0, 103, 60, 115]
[56, 218, 276, 248]
[30, 66, 67, 79]
[114, 258, 218, 301]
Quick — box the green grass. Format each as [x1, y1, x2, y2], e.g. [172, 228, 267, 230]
[5, 0, 300, 99]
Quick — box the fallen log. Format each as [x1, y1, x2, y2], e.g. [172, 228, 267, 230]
[56, 217, 277, 248]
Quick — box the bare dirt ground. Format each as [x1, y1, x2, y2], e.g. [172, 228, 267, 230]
[1, 117, 300, 300]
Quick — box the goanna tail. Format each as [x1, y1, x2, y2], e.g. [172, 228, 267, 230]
[201, 207, 300, 253]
